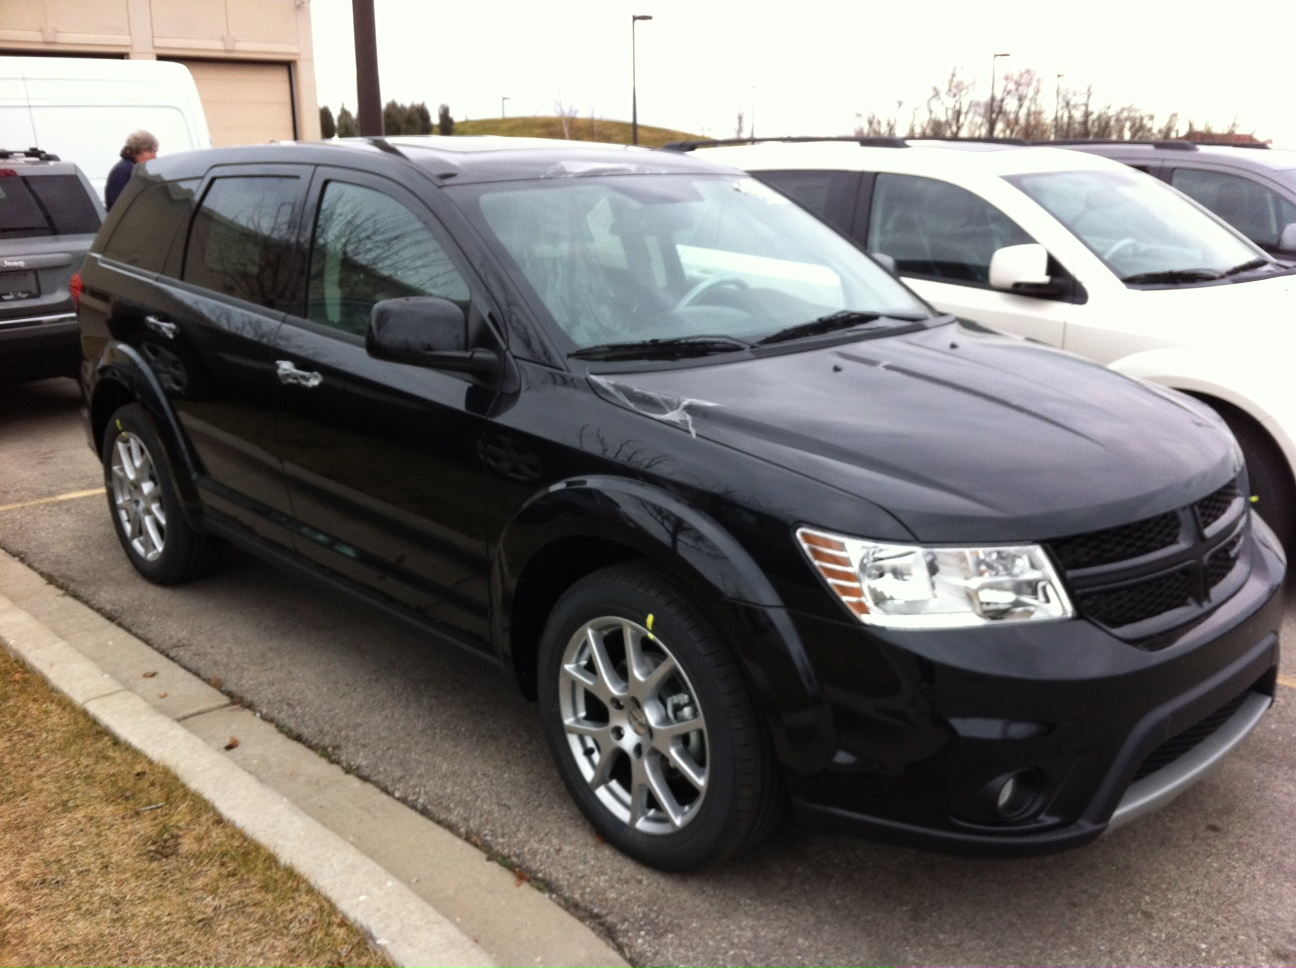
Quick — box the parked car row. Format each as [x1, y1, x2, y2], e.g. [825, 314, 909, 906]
[68, 135, 1284, 870]
[672, 137, 1296, 554]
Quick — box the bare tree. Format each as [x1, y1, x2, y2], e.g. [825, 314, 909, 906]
[554, 98, 580, 139]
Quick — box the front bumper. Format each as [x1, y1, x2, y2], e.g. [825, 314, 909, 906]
[782, 516, 1284, 856]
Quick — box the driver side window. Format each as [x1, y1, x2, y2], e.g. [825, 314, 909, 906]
[867, 174, 1033, 285]
[307, 181, 469, 336]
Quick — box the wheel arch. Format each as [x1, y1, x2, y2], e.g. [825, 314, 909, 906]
[88, 341, 204, 509]
[495, 476, 833, 770]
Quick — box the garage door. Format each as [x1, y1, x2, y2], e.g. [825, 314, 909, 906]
[174, 60, 295, 147]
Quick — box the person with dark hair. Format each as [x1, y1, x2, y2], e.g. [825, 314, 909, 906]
[104, 130, 159, 210]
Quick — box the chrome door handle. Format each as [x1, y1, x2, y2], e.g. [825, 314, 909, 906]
[144, 314, 177, 339]
[275, 359, 323, 389]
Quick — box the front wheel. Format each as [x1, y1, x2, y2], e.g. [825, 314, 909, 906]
[538, 563, 780, 870]
[1214, 404, 1296, 553]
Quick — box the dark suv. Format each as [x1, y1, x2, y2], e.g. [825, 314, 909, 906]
[1060, 140, 1296, 258]
[1, 147, 104, 384]
[76, 137, 1284, 870]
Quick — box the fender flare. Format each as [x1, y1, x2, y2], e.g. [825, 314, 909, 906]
[495, 475, 835, 770]
[89, 341, 205, 510]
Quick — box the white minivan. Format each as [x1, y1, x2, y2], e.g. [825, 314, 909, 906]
[0, 56, 211, 198]
[681, 138, 1296, 551]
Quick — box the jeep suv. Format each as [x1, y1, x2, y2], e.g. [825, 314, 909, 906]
[1058, 140, 1296, 259]
[0, 147, 104, 384]
[680, 137, 1296, 553]
[76, 137, 1284, 869]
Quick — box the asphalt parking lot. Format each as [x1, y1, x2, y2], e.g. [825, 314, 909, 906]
[3, 376, 1295, 968]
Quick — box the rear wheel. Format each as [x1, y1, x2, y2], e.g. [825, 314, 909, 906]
[102, 403, 222, 584]
[537, 562, 780, 870]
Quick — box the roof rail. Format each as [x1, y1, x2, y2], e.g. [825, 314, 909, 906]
[662, 135, 909, 152]
[0, 147, 61, 161]
[1043, 138, 1198, 151]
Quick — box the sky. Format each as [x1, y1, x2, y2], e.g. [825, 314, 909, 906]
[307, 0, 1296, 147]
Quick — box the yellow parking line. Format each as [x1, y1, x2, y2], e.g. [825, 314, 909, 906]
[0, 488, 105, 514]
[1279, 674, 1296, 691]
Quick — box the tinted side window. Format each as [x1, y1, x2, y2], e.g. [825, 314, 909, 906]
[868, 174, 1033, 283]
[307, 181, 469, 336]
[183, 175, 302, 309]
[757, 170, 858, 233]
[0, 176, 55, 238]
[27, 175, 102, 235]
[103, 179, 198, 274]
[1170, 168, 1296, 249]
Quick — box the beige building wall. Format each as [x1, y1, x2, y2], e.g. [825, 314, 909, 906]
[1, 0, 321, 142]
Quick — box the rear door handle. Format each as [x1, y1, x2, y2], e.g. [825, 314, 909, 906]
[144, 314, 178, 339]
[275, 359, 323, 389]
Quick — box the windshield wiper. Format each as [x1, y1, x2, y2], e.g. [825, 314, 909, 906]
[568, 334, 751, 361]
[1119, 268, 1223, 285]
[755, 310, 897, 346]
[1222, 257, 1272, 277]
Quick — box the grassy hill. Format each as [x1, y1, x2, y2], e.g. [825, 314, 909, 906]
[454, 116, 701, 147]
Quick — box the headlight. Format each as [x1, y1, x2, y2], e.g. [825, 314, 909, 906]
[796, 527, 1074, 629]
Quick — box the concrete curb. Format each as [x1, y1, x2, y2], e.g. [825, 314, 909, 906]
[0, 549, 629, 968]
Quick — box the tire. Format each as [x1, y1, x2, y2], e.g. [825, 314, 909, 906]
[102, 403, 222, 584]
[537, 562, 781, 870]
[1215, 405, 1296, 553]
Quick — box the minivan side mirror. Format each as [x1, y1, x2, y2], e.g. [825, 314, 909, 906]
[1278, 222, 1296, 255]
[989, 243, 1059, 296]
[870, 251, 898, 274]
[367, 296, 498, 377]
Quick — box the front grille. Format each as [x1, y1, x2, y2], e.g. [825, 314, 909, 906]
[1205, 533, 1243, 589]
[1078, 569, 1193, 629]
[1050, 511, 1181, 570]
[1131, 689, 1250, 782]
[1046, 475, 1249, 639]
[1196, 480, 1240, 532]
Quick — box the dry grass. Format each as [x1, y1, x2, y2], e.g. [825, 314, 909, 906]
[0, 647, 392, 967]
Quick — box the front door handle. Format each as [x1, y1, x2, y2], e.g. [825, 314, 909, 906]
[144, 314, 178, 339]
[275, 360, 323, 389]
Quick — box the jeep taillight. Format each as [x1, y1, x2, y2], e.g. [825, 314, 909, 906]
[69, 271, 83, 309]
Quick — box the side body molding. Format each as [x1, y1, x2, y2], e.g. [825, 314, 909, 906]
[494, 475, 835, 771]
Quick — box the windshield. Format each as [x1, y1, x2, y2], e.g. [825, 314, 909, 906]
[450, 173, 931, 354]
[1006, 168, 1266, 283]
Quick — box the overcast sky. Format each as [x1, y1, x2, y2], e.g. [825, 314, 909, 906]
[308, 0, 1296, 147]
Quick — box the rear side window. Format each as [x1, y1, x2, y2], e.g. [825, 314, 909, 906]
[756, 169, 858, 234]
[0, 173, 101, 238]
[306, 180, 469, 336]
[184, 175, 301, 309]
[103, 179, 199, 274]
[867, 174, 1033, 284]
[1170, 168, 1296, 250]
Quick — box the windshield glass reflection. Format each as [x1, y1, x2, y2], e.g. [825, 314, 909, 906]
[451, 174, 931, 353]
[1007, 168, 1265, 283]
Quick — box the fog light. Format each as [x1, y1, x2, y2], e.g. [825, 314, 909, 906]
[984, 769, 1043, 820]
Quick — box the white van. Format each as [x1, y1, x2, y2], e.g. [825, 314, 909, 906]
[0, 56, 211, 198]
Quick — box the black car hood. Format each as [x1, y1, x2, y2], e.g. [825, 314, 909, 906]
[588, 323, 1238, 543]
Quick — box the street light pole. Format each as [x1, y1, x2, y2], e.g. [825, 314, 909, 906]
[988, 52, 1009, 139]
[501, 96, 510, 119]
[631, 14, 653, 145]
[1054, 74, 1064, 139]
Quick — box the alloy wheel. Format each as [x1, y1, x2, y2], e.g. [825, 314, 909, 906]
[558, 616, 709, 834]
[109, 430, 167, 562]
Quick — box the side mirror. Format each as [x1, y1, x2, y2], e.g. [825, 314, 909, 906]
[1278, 222, 1296, 254]
[989, 243, 1058, 295]
[367, 296, 498, 377]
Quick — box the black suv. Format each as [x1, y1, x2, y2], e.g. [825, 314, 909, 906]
[76, 137, 1284, 870]
[1, 147, 104, 385]
[1060, 140, 1296, 258]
